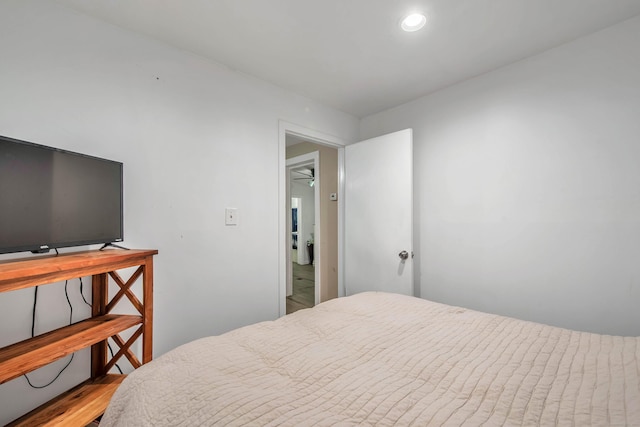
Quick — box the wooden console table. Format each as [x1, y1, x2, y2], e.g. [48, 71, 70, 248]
[0, 249, 157, 426]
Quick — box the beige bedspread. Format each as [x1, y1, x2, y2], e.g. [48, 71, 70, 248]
[101, 292, 640, 426]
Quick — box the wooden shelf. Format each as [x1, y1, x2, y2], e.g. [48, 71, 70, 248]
[0, 314, 142, 384]
[0, 249, 158, 293]
[1, 249, 156, 424]
[6, 374, 125, 427]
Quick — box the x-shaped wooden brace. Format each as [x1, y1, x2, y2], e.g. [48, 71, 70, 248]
[104, 267, 145, 370]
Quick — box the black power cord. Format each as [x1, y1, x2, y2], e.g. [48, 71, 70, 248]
[24, 276, 124, 389]
[24, 281, 75, 388]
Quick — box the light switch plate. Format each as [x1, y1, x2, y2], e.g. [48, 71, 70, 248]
[225, 208, 238, 225]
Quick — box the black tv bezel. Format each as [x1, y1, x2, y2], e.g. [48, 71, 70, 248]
[0, 134, 124, 255]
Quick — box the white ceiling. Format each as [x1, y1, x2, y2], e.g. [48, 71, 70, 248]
[55, 0, 640, 118]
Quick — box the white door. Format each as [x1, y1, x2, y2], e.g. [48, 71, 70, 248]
[344, 129, 413, 296]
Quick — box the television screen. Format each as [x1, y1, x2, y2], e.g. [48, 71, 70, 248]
[0, 135, 123, 255]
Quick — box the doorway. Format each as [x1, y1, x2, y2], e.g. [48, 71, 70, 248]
[279, 121, 346, 316]
[287, 159, 318, 314]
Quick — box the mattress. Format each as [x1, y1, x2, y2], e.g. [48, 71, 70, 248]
[101, 292, 640, 426]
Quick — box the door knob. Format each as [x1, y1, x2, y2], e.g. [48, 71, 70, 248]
[398, 250, 409, 260]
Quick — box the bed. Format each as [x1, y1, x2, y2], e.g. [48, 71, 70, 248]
[101, 292, 640, 426]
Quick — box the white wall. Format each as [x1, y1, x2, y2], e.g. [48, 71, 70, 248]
[0, 0, 358, 423]
[361, 16, 640, 337]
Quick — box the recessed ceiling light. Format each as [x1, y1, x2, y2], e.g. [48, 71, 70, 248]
[401, 13, 426, 32]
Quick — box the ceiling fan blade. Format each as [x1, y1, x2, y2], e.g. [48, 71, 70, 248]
[292, 172, 313, 178]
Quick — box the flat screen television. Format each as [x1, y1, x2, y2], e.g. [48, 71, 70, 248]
[0, 135, 123, 255]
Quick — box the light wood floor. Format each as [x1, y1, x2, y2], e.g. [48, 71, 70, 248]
[286, 259, 314, 314]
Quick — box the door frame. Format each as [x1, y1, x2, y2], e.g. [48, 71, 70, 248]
[278, 120, 347, 317]
[286, 153, 320, 305]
